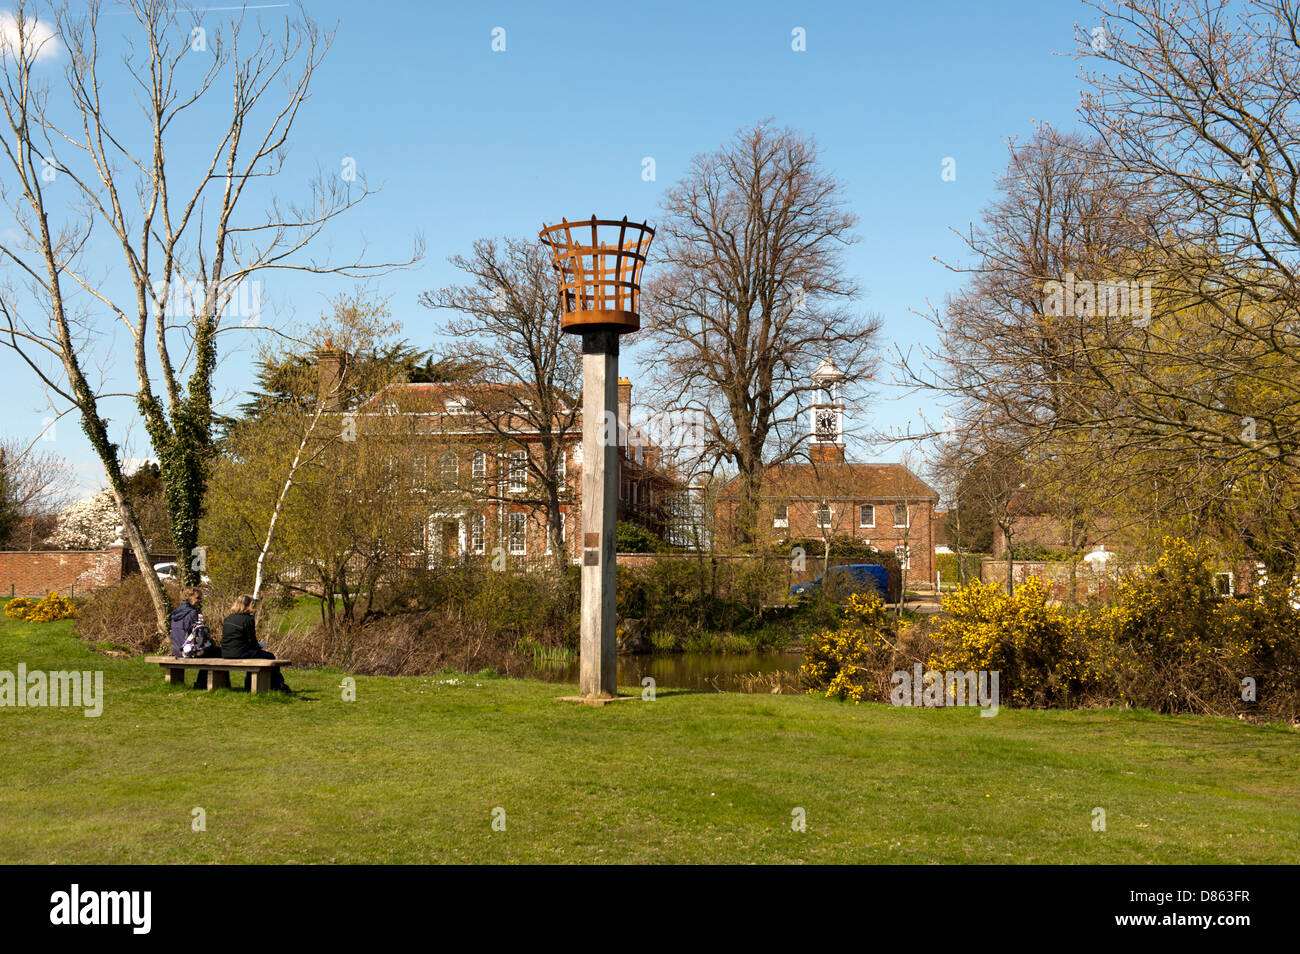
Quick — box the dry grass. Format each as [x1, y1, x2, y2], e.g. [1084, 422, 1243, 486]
[273, 607, 544, 677]
[74, 575, 179, 655]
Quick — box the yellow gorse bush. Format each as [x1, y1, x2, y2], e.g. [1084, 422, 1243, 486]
[4, 597, 35, 620]
[5, 592, 77, 623]
[797, 537, 1299, 719]
[800, 592, 894, 702]
[929, 575, 1092, 708]
[1091, 536, 1300, 715]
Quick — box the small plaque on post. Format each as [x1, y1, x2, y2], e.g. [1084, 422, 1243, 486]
[583, 549, 599, 566]
[584, 532, 600, 548]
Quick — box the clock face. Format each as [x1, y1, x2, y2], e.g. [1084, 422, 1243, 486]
[815, 409, 837, 441]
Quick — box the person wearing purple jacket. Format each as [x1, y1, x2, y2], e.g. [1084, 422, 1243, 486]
[168, 587, 218, 689]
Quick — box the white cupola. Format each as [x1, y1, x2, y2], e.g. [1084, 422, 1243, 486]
[810, 358, 844, 447]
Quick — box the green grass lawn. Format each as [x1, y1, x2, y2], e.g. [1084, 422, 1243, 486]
[1, 611, 1297, 864]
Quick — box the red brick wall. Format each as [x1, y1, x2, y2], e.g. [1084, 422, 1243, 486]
[0, 548, 126, 597]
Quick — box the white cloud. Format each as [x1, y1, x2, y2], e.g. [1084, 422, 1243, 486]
[0, 11, 60, 63]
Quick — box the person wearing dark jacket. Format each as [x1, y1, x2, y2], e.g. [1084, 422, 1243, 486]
[169, 587, 218, 689]
[221, 595, 289, 692]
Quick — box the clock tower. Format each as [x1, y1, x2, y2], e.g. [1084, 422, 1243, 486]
[809, 357, 845, 464]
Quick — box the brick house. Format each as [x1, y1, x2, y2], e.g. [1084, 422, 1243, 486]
[717, 359, 941, 583]
[335, 356, 679, 563]
[990, 490, 1130, 561]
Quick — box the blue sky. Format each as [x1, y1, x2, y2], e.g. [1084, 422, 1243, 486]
[0, 0, 1096, 493]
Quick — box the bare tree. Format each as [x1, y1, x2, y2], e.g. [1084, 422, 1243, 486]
[1073, 0, 1300, 583]
[901, 124, 1147, 446]
[643, 121, 882, 546]
[951, 433, 1026, 597]
[896, 126, 1142, 594]
[0, 1, 420, 632]
[886, 450, 925, 615]
[779, 459, 864, 581]
[899, 122, 1237, 588]
[0, 436, 74, 548]
[930, 433, 988, 586]
[420, 237, 579, 566]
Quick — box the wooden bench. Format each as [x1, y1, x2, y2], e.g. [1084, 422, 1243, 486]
[145, 656, 292, 694]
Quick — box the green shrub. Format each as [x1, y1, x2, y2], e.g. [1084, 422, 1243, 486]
[783, 536, 900, 568]
[615, 521, 663, 553]
[935, 551, 984, 584]
[1009, 542, 1074, 561]
[285, 559, 580, 676]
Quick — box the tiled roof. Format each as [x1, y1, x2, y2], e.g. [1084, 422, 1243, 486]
[721, 462, 938, 501]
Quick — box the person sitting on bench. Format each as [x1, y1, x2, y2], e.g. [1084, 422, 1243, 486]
[169, 587, 218, 689]
[221, 595, 290, 692]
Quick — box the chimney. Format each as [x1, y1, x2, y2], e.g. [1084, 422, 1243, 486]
[810, 443, 845, 465]
[617, 377, 632, 448]
[317, 349, 348, 412]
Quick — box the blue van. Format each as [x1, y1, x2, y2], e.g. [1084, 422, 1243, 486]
[790, 564, 889, 600]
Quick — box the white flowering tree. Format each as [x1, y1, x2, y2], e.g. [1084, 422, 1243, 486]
[46, 492, 122, 551]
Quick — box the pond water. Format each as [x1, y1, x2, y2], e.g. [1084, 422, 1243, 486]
[526, 651, 804, 693]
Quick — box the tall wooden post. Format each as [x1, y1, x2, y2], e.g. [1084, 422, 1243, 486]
[580, 330, 619, 696]
[539, 216, 654, 702]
